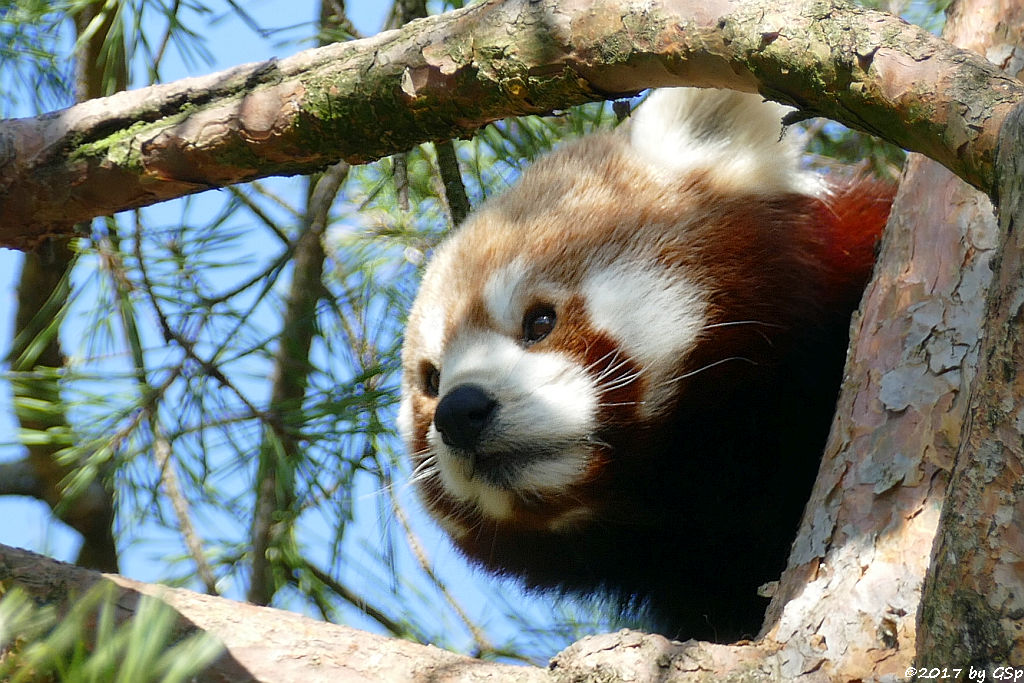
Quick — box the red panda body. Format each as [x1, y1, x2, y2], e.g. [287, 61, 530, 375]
[400, 88, 894, 642]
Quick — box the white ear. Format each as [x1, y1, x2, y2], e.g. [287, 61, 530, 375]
[628, 87, 822, 196]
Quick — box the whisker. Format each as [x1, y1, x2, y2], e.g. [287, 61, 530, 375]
[363, 448, 440, 501]
[662, 356, 757, 385]
[585, 348, 620, 373]
[408, 465, 438, 487]
[588, 351, 630, 382]
[596, 360, 639, 385]
[702, 319, 782, 346]
[599, 376, 642, 394]
[702, 319, 782, 331]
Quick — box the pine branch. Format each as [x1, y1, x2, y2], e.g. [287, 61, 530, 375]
[434, 140, 470, 225]
[248, 163, 349, 606]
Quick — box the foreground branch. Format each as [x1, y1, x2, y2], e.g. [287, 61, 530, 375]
[0, 543, 813, 682]
[0, 0, 1020, 246]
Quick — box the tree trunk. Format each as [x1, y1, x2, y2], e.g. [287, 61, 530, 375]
[761, 0, 1024, 675]
[916, 2, 1024, 661]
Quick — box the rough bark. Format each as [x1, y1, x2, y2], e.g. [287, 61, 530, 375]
[0, 0, 1021, 247]
[758, 1, 1020, 678]
[914, 7, 1024, 663]
[759, 158, 995, 680]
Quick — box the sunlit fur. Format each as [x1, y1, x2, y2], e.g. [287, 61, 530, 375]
[399, 88, 894, 642]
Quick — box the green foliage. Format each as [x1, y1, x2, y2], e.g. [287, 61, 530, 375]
[0, 583, 222, 682]
[0, 1, 73, 115]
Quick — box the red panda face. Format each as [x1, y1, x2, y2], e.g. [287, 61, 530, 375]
[400, 205, 710, 534]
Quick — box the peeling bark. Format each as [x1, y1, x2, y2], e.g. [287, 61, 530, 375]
[762, 153, 996, 679]
[0, 0, 1021, 246]
[758, 0, 1013, 678]
[916, 64, 1024, 675]
[913, 0, 1024, 668]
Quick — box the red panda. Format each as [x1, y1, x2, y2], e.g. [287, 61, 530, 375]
[399, 88, 894, 642]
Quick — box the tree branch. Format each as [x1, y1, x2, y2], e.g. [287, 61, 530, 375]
[0, 542, 858, 682]
[434, 140, 471, 225]
[0, 458, 44, 498]
[0, 543, 543, 683]
[0, 0, 1019, 246]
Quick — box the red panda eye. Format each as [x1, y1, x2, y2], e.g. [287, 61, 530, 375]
[422, 363, 440, 397]
[523, 305, 556, 344]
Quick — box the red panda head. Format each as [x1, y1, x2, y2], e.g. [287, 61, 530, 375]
[398, 89, 890, 631]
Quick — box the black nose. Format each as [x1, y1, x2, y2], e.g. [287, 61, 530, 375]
[434, 384, 497, 451]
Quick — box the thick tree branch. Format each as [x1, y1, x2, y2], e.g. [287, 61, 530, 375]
[0, 542, 859, 682]
[0, 0, 1019, 247]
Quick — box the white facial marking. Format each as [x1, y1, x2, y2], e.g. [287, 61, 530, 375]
[433, 457, 514, 520]
[583, 260, 706, 415]
[399, 300, 446, 448]
[440, 330, 595, 433]
[513, 446, 591, 495]
[483, 258, 530, 334]
[416, 300, 447, 362]
[397, 394, 414, 445]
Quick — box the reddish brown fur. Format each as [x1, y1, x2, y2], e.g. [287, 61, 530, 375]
[818, 177, 896, 308]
